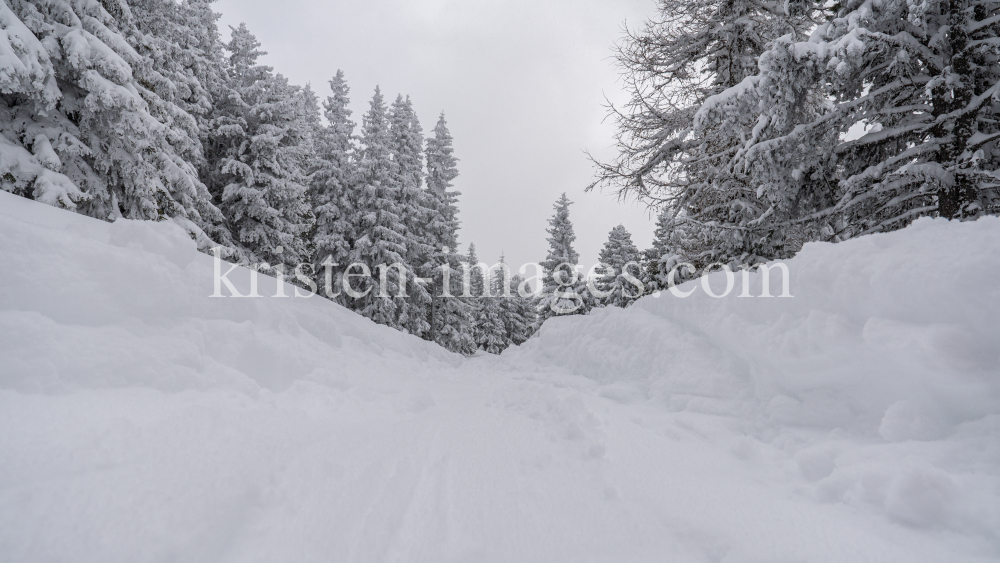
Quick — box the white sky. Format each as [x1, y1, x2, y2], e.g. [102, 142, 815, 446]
[215, 0, 657, 271]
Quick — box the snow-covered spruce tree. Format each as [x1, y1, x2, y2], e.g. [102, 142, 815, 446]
[463, 242, 490, 342]
[310, 70, 357, 298]
[430, 237, 477, 356]
[435, 259, 478, 355]
[464, 242, 485, 297]
[127, 0, 233, 245]
[537, 193, 589, 319]
[388, 94, 433, 336]
[296, 82, 322, 265]
[425, 113, 461, 254]
[589, 0, 822, 267]
[388, 95, 430, 262]
[475, 256, 511, 354]
[596, 225, 643, 308]
[641, 205, 697, 293]
[692, 0, 1000, 242]
[128, 0, 211, 161]
[130, 0, 224, 121]
[299, 83, 323, 170]
[505, 274, 537, 345]
[343, 86, 414, 329]
[202, 23, 312, 268]
[424, 113, 471, 352]
[0, 0, 223, 245]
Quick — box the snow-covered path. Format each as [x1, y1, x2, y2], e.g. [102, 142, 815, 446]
[6, 371, 989, 562]
[1, 192, 999, 562]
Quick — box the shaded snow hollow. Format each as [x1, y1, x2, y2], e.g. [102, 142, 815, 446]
[1, 191, 998, 562]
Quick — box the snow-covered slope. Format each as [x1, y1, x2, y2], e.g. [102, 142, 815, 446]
[1, 191, 998, 562]
[0, 191, 459, 395]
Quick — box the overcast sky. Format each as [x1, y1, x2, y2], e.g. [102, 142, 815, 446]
[215, 0, 657, 271]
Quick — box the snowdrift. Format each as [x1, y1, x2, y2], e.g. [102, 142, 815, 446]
[500, 216, 1000, 539]
[0, 192, 458, 395]
[2, 191, 999, 562]
[508, 215, 1000, 438]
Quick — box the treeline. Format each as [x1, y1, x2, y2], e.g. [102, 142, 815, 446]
[591, 0, 1000, 278]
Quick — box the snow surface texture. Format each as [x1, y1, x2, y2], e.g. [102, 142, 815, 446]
[1, 190, 998, 562]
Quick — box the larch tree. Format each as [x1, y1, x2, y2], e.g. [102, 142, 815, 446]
[692, 0, 1000, 239]
[590, 0, 823, 267]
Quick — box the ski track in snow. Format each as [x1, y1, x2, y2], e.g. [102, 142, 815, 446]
[1, 191, 999, 562]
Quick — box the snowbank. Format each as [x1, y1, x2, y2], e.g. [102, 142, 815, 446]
[0, 191, 459, 394]
[501, 215, 1000, 542]
[509, 216, 1000, 435]
[1, 191, 998, 562]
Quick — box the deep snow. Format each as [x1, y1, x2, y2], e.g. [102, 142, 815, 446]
[1, 191, 998, 562]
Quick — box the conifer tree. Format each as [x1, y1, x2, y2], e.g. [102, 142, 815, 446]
[465, 242, 488, 349]
[505, 274, 537, 346]
[433, 265, 478, 356]
[425, 113, 462, 252]
[464, 242, 486, 296]
[203, 23, 312, 268]
[0, 0, 224, 246]
[128, 0, 234, 245]
[299, 83, 323, 165]
[597, 225, 643, 308]
[429, 241, 477, 356]
[388, 94, 432, 335]
[590, 0, 823, 266]
[537, 193, 588, 318]
[670, 0, 1000, 247]
[424, 114, 467, 349]
[311, 70, 357, 298]
[476, 257, 511, 354]
[388, 95, 430, 261]
[344, 86, 412, 328]
[641, 206, 694, 293]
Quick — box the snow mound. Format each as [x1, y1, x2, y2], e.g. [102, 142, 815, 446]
[508, 216, 1000, 435]
[500, 215, 1000, 542]
[0, 191, 459, 394]
[2, 192, 999, 562]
